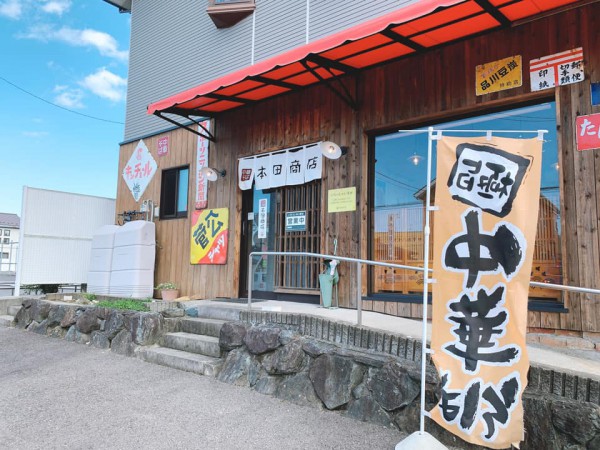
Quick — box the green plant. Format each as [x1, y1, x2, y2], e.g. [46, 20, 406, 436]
[96, 298, 150, 312]
[83, 293, 97, 301]
[156, 282, 177, 290]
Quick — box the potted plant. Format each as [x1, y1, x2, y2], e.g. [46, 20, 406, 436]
[156, 282, 179, 301]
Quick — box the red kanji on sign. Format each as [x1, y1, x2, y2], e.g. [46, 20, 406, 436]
[576, 113, 600, 151]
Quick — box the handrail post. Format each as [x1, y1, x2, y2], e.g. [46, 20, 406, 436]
[357, 261, 362, 326]
[247, 253, 253, 321]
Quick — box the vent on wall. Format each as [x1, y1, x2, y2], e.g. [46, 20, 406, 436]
[207, 0, 255, 28]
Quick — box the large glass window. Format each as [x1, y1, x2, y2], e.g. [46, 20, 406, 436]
[372, 102, 561, 302]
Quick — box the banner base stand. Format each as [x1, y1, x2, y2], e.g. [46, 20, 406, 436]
[395, 431, 448, 450]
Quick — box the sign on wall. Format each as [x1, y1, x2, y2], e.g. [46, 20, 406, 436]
[238, 143, 322, 190]
[157, 136, 169, 157]
[476, 55, 522, 96]
[258, 198, 268, 239]
[122, 140, 157, 202]
[576, 113, 600, 152]
[530, 48, 584, 92]
[285, 211, 306, 232]
[327, 187, 356, 213]
[195, 121, 210, 210]
[190, 208, 228, 265]
[430, 136, 542, 449]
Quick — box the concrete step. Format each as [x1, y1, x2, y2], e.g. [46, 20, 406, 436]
[138, 347, 222, 377]
[180, 317, 226, 337]
[185, 304, 243, 321]
[0, 315, 14, 327]
[7, 305, 20, 316]
[163, 332, 221, 357]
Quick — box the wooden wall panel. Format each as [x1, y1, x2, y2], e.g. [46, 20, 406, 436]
[116, 3, 600, 331]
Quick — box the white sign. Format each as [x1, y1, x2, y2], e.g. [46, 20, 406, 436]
[269, 151, 287, 188]
[122, 140, 157, 202]
[195, 121, 210, 210]
[238, 157, 255, 191]
[254, 154, 271, 191]
[258, 198, 268, 239]
[286, 148, 305, 185]
[237, 142, 323, 191]
[304, 143, 322, 182]
[530, 48, 584, 92]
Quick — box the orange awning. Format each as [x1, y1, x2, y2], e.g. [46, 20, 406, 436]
[148, 0, 582, 119]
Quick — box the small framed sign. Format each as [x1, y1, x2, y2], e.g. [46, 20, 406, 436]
[285, 211, 306, 232]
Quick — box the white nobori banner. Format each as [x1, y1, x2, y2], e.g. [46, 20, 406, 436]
[237, 143, 323, 190]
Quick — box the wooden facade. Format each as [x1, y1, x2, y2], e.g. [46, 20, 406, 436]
[116, 3, 600, 333]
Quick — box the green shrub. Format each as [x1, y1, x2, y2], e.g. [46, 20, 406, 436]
[96, 299, 150, 312]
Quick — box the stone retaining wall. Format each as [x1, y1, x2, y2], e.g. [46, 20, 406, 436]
[12, 298, 164, 357]
[232, 311, 600, 449]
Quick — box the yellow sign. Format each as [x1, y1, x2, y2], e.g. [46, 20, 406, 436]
[430, 136, 542, 449]
[476, 55, 522, 96]
[328, 187, 356, 213]
[190, 208, 229, 265]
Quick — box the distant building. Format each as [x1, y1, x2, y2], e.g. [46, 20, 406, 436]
[0, 213, 19, 273]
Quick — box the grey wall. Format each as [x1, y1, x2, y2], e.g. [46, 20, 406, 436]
[124, 0, 418, 142]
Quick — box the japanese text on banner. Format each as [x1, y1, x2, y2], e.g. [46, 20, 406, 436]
[430, 136, 542, 449]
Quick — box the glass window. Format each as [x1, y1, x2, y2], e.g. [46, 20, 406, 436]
[2, 238, 9, 244]
[372, 102, 561, 301]
[3, 230, 9, 236]
[160, 166, 189, 220]
[1, 252, 8, 259]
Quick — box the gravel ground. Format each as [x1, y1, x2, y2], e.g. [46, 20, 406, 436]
[0, 327, 407, 450]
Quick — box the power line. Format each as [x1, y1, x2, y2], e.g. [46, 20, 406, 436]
[0, 76, 124, 125]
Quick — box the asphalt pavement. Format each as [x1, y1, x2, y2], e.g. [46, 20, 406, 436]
[0, 327, 405, 450]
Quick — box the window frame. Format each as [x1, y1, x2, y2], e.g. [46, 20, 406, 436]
[367, 98, 565, 312]
[159, 165, 190, 220]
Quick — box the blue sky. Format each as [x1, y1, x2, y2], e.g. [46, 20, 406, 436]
[0, 0, 130, 215]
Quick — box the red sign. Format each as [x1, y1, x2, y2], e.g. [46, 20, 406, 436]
[157, 136, 169, 157]
[576, 113, 600, 152]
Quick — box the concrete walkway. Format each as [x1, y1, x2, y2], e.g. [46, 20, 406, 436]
[190, 299, 600, 380]
[0, 326, 406, 450]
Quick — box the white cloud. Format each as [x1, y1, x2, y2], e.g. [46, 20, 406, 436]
[40, 0, 70, 15]
[22, 131, 49, 137]
[0, 0, 22, 19]
[20, 25, 129, 61]
[53, 85, 84, 109]
[80, 68, 127, 102]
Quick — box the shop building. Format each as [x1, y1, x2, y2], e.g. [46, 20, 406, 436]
[108, 0, 600, 335]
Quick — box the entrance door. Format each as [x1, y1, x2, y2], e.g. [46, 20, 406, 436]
[239, 181, 322, 300]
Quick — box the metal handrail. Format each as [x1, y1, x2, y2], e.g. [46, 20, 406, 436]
[247, 250, 600, 325]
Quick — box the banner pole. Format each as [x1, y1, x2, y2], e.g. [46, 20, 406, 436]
[418, 126, 434, 434]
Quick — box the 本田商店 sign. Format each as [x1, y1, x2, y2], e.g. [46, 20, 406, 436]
[476, 55, 522, 96]
[285, 211, 306, 232]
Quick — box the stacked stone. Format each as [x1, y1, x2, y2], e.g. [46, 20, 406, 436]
[218, 322, 600, 450]
[13, 299, 163, 356]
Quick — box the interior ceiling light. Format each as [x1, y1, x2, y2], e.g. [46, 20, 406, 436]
[408, 153, 423, 166]
[200, 166, 226, 181]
